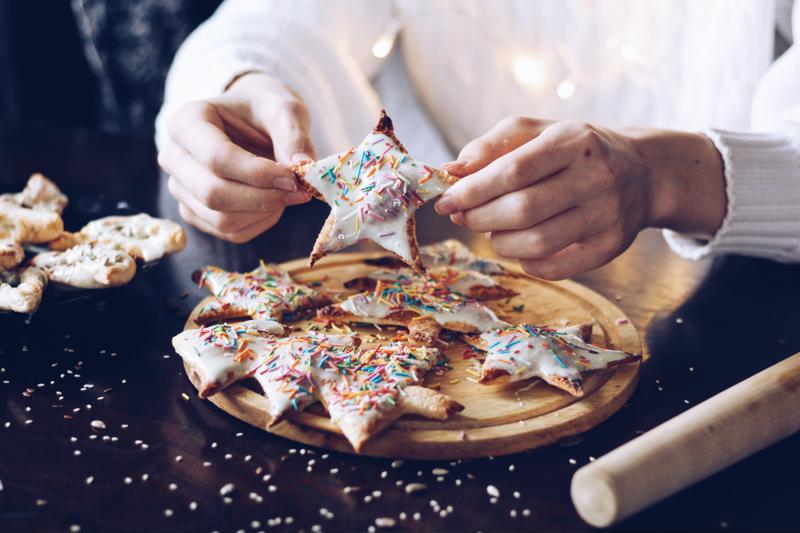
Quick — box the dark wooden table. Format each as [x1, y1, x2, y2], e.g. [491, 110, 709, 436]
[2, 124, 800, 533]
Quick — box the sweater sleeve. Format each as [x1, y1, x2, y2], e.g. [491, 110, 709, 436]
[154, 0, 393, 156]
[663, 40, 800, 262]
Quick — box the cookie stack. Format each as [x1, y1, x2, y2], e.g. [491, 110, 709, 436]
[0, 174, 186, 313]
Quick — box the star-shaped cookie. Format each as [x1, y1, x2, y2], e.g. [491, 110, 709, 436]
[173, 322, 462, 451]
[192, 262, 332, 325]
[465, 324, 640, 396]
[293, 111, 458, 272]
[313, 341, 463, 451]
[318, 276, 509, 345]
[173, 320, 356, 423]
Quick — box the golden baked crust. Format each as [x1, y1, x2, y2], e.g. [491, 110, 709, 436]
[193, 263, 332, 325]
[0, 239, 24, 272]
[0, 266, 48, 313]
[31, 243, 137, 289]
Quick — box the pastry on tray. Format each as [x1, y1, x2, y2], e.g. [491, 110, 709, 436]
[1, 173, 69, 214]
[318, 276, 509, 344]
[0, 265, 48, 313]
[292, 110, 458, 273]
[0, 174, 66, 244]
[0, 239, 24, 272]
[0, 173, 187, 312]
[0, 202, 63, 244]
[176, 238, 643, 453]
[465, 323, 641, 396]
[192, 262, 332, 325]
[313, 340, 463, 451]
[31, 242, 137, 289]
[172, 320, 462, 450]
[49, 213, 186, 262]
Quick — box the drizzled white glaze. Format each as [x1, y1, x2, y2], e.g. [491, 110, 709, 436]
[12, 174, 68, 214]
[313, 342, 441, 444]
[80, 214, 185, 262]
[31, 243, 136, 288]
[172, 319, 286, 395]
[479, 324, 632, 385]
[172, 321, 362, 420]
[196, 262, 328, 321]
[302, 129, 452, 263]
[251, 332, 355, 418]
[0, 266, 47, 313]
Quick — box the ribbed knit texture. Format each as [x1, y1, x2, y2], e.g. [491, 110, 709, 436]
[664, 128, 800, 261]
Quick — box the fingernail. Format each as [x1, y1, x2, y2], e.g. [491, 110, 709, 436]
[274, 177, 298, 192]
[442, 160, 467, 174]
[435, 195, 456, 215]
[285, 191, 311, 205]
[450, 212, 465, 226]
[291, 152, 313, 165]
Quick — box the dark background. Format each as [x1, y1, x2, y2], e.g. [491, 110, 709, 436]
[0, 0, 220, 137]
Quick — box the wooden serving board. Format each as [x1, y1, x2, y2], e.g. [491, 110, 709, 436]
[182, 251, 642, 459]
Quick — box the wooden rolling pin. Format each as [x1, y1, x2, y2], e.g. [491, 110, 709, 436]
[571, 352, 800, 527]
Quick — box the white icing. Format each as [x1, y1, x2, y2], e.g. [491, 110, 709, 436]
[197, 262, 326, 321]
[172, 320, 364, 420]
[80, 214, 184, 262]
[315, 342, 440, 428]
[172, 319, 285, 394]
[251, 332, 355, 418]
[174, 318, 453, 447]
[0, 266, 47, 313]
[31, 243, 136, 288]
[302, 129, 451, 263]
[14, 174, 68, 214]
[479, 324, 632, 385]
[340, 288, 508, 332]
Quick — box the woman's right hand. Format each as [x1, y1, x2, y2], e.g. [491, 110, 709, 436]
[158, 72, 315, 243]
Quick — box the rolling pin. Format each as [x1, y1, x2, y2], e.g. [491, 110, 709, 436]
[571, 352, 800, 527]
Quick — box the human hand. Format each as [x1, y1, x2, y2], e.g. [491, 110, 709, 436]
[158, 72, 314, 243]
[435, 117, 725, 279]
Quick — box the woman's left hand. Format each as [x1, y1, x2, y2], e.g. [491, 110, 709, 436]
[435, 117, 725, 280]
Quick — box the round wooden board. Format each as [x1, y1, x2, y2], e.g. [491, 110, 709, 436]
[182, 251, 642, 459]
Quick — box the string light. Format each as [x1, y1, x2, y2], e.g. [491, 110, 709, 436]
[556, 80, 575, 100]
[511, 54, 547, 88]
[372, 20, 400, 58]
[372, 38, 393, 58]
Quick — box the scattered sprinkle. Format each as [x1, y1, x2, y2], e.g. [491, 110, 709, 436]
[405, 483, 428, 495]
[219, 483, 235, 496]
[375, 517, 396, 528]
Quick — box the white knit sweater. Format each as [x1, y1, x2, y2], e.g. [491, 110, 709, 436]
[156, 0, 800, 263]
